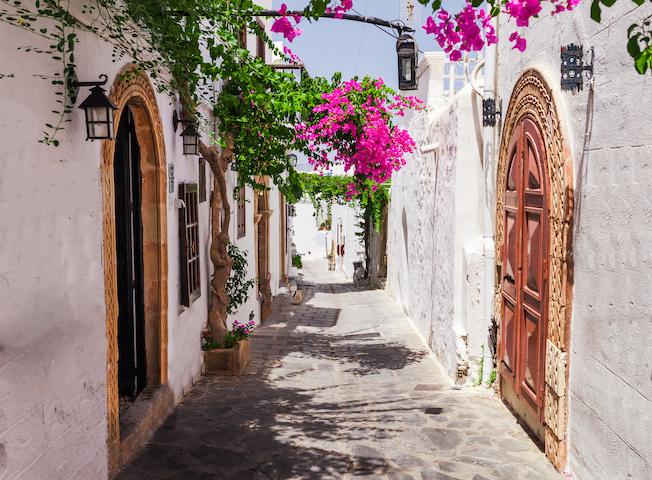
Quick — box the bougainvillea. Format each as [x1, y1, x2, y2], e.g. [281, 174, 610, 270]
[296, 77, 423, 194]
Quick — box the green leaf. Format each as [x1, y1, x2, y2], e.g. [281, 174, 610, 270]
[601, 0, 617, 6]
[628, 34, 642, 58]
[631, 0, 645, 5]
[591, 0, 602, 22]
[635, 50, 650, 74]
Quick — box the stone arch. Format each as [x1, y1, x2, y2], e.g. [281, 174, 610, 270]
[494, 69, 574, 469]
[101, 65, 168, 476]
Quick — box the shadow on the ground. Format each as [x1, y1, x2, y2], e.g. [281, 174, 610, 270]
[118, 280, 434, 480]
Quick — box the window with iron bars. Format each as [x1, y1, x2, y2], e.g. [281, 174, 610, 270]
[179, 183, 201, 306]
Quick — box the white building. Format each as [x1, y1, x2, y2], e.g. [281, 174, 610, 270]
[388, 2, 652, 478]
[0, 1, 290, 478]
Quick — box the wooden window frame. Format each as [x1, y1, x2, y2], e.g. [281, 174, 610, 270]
[256, 19, 265, 61]
[199, 157, 207, 203]
[179, 183, 201, 306]
[237, 187, 246, 239]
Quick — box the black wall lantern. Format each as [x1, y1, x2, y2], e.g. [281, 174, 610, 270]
[71, 73, 117, 141]
[180, 124, 200, 156]
[173, 110, 200, 156]
[560, 44, 594, 93]
[396, 33, 418, 91]
[482, 97, 502, 127]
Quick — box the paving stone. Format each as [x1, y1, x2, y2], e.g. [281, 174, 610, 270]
[118, 259, 561, 480]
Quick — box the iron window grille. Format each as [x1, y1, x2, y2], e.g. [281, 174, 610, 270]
[179, 183, 201, 306]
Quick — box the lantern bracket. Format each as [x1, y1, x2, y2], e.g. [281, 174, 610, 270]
[68, 69, 108, 105]
[173, 109, 198, 132]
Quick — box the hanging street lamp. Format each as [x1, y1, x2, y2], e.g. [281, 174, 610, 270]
[396, 33, 418, 91]
[71, 73, 117, 140]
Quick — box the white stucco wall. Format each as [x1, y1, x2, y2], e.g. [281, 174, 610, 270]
[497, 3, 652, 478]
[293, 199, 364, 279]
[387, 54, 487, 381]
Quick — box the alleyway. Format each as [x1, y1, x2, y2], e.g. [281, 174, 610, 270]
[118, 259, 561, 480]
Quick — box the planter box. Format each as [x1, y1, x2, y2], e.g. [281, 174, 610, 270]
[203, 339, 250, 375]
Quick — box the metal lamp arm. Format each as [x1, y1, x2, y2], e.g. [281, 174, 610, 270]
[253, 10, 414, 34]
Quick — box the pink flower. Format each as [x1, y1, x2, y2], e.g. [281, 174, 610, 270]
[272, 3, 303, 42]
[509, 31, 527, 52]
[505, 0, 542, 27]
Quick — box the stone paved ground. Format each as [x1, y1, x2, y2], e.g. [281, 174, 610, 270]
[118, 259, 561, 480]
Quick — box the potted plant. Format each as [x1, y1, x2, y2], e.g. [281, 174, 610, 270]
[202, 320, 255, 375]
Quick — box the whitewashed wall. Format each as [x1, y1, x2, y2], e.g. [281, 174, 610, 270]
[293, 198, 364, 279]
[497, 3, 652, 478]
[387, 54, 488, 381]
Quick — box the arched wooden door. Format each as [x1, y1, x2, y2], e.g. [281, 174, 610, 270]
[500, 116, 548, 438]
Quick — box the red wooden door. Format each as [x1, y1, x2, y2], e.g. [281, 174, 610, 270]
[500, 117, 548, 431]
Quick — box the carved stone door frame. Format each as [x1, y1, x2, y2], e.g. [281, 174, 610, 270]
[101, 65, 169, 476]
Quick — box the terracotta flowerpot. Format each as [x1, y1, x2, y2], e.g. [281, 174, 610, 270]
[203, 339, 250, 375]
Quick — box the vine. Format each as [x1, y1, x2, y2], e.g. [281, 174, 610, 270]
[0, 0, 78, 145]
[296, 172, 389, 231]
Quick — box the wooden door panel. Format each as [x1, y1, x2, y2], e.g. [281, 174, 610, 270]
[500, 116, 548, 428]
[503, 211, 518, 299]
[522, 309, 541, 397]
[524, 210, 543, 297]
[502, 298, 517, 380]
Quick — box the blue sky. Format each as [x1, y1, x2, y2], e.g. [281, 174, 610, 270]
[271, 0, 466, 90]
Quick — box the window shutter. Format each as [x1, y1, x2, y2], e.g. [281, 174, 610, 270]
[237, 188, 246, 239]
[179, 183, 201, 307]
[199, 157, 207, 203]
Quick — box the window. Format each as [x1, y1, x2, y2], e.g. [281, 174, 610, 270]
[237, 187, 246, 239]
[199, 157, 207, 203]
[256, 20, 265, 61]
[238, 27, 247, 49]
[179, 183, 200, 306]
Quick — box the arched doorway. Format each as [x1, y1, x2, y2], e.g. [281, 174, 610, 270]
[101, 66, 169, 476]
[499, 115, 548, 440]
[114, 106, 147, 398]
[494, 70, 573, 469]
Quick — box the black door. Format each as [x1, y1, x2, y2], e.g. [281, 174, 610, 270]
[114, 107, 147, 398]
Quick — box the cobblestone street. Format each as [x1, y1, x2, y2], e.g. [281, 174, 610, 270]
[118, 259, 561, 480]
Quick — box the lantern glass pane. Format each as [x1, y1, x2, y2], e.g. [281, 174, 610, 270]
[183, 136, 198, 155]
[401, 56, 413, 81]
[87, 106, 111, 139]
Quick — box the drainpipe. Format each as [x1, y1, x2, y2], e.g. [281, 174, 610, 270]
[479, 16, 500, 383]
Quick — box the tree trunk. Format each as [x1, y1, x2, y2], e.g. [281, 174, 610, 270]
[199, 134, 234, 342]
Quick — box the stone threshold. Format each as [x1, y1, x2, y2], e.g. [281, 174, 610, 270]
[118, 384, 174, 474]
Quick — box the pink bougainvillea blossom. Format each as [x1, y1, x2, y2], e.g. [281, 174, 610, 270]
[420, 0, 582, 61]
[422, 3, 497, 62]
[297, 78, 423, 192]
[505, 0, 542, 27]
[272, 3, 303, 42]
[509, 31, 527, 52]
[326, 0, 354, 19]
[283, 46, 302, 65]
